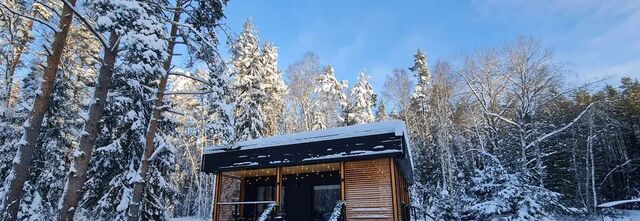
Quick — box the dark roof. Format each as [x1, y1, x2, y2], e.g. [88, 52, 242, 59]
[201, 120, 414, 184]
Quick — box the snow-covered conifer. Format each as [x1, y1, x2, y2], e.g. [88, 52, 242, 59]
[410, 49, 431, 108]
[312, 65, 347, 129]
[16, 24, 100, 220]
[205, 66, 236, 144]
[261, 42, 287, 136]
[75, 1, 174, 220]
[375, 100, 388, 121]
[232, 19, 266, 141]
[346, 71, 376, 125]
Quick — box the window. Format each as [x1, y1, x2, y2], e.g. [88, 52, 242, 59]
[312, 184, 340, 221]
[256, 186, 274, 213]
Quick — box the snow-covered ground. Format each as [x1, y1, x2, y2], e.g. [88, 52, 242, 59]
[377, 210, 640, 221]
[554, 210, 640, 221]
[169, 217, 207, 221]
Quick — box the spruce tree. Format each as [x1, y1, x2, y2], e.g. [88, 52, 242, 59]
[232, 20, 266, 141]
[261, 42, 287, 136]
[346, 71, 376, 125]
[313, 65, 348, 129]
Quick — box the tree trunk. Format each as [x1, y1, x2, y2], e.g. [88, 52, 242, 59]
[57, 32, 119, 221]
[4, 20, 34, 109]
[126, 7, 181, 221]
[1, 1, 77, 220]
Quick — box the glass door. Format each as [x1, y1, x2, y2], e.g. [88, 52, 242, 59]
[312, 184, 340, 221]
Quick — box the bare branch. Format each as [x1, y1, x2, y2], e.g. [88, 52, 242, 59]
[163, 108, 185, 115]
[525, 102, 595, 150]
[168, 71, 212, 86]
[485, 112, 522, 130]
[61, 0, 110, 49]
[599, 159, 637, 187]
[0, 2, 60, 32]
[164, 90, 214, 95]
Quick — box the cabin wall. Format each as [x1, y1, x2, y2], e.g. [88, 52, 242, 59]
[344, 158, 394, 220]
[394, 160, 411, 221]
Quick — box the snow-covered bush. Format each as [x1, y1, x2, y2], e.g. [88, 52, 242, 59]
[464, 157, 570, 220]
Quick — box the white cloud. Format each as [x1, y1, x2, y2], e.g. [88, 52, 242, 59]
[472, 0, 640, 83]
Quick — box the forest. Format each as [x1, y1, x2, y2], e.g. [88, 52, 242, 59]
[0, 0, 638, 220]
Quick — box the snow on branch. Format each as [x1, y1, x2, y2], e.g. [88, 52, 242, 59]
[485, 112, 522, 130]
[257, 202, 276, 221]
[599, 159, 637, 187]
[525, 102, 595, 150]
[162, 108, 185, 116]
[164, 90, 214, 96]
[168, 71, 212, 86]
[328, 201, 345, 221]
[61, 0, 110, 49]
[598, 198, 640, 208]
[173, 21, 229, 70]
[0, 2, 60, 32]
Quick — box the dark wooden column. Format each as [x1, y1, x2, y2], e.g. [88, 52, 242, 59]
[390, 158, 399, 221]
[213, 172, 222, 221]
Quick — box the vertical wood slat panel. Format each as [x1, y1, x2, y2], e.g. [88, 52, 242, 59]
[345, 158, 393, 220]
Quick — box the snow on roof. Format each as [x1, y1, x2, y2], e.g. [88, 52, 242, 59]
[598, 198, 640, 208]
[205, 120, 409, 154]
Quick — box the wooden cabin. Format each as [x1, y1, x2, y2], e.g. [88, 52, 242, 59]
[201, 120, 414, 221]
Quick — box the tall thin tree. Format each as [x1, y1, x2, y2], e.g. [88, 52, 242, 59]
[0, 1, 78, 219]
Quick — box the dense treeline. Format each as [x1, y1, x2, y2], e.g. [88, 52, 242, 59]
[402, 39, 640, 220]
[0, 0, 637, 220]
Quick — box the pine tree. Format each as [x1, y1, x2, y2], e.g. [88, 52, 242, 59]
[0, 55, 44, 194]
[312, 65, 347, 129]
[346, 70, 376, 125]
[18, 24, 100, 220]
[0, 0, 49, 112]
[0, 1, 79, 218]
[232, 19, 266, 141]
[74, 1, 173, 220]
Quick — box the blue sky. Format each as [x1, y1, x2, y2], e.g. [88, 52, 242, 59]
[207, 0, 640, 90]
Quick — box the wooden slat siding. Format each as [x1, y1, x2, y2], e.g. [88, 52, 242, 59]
[390, 159, 399, 221]
[345, 158, 394, 220]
